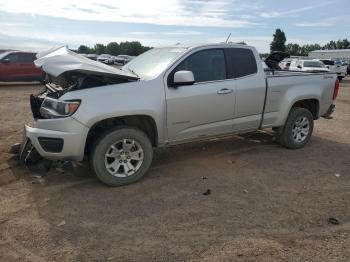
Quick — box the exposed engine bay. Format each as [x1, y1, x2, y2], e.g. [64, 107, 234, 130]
[30, 46, 139, 119]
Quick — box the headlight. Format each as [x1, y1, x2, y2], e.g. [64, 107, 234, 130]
[40, 97, 80, 119]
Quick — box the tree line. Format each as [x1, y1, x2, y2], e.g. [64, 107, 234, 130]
[77, 41, 152, 56]
[76, 30, 349, 58]
[270, 28, 350, 56]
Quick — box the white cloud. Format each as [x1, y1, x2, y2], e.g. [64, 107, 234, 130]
[128, 31, 202, 36]
[260, 2, 333, 18]
[296, 22, 331, 27]
[295, 15, 350, 28]
[0, 0, 253, 28]
[0, 31, 176, 51]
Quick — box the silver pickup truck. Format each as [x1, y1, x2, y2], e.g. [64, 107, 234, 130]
[19, 44, 339, 186]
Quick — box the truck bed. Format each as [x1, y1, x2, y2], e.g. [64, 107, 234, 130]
[262, 70, 337, 128]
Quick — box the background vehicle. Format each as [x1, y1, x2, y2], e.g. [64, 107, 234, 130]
[279, 59, 291, 70]
[114, 55, 134, 65]
[21, 45, 338, 186]
[288, 59, 329, 72]
[87, 54, 98, 61]
[97, 54, 114, 64]
[315, 59, 346, 81]
[0, 51, 44, 82]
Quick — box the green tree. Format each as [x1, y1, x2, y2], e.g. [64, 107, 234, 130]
[94, 43, 106, 54]
[270, 29, 286, 52]
[106, 42, 120, 55]
[286, 43, 301, 56]
[77, 45, 91, 54]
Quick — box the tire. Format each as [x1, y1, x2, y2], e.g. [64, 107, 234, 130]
[338, 76, 343, 82]
[90, 127, 153, 186]
[279, 107, 314, 149]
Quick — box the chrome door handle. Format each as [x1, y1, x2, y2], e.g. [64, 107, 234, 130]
[217, 88, 233, 94]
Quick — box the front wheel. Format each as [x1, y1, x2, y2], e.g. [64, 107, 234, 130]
[91, 128, 153, 186]
[279, 107, 314, 149]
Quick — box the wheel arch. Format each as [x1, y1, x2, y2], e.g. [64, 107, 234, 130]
[290, 98, 320, 120]
[85, 114, 158, 155]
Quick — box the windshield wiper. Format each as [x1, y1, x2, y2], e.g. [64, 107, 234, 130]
[127, 67, 139, 78]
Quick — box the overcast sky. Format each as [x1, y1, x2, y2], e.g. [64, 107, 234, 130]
[0, 0, 348, 53]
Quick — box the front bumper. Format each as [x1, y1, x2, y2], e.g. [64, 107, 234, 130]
[24, 117, 89, 161]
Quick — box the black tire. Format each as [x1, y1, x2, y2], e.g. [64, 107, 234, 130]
[90, 127, 153, 186]
[338, 76, 343, 82]
[279, 107, 314, 149]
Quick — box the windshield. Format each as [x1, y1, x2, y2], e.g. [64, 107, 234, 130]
[122, 47, 188, 78]
[0, 52, 11, 60]
[303, 61, 324, 67]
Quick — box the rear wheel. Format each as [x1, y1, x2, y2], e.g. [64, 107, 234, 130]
[91, 128, 153, 186]
[279, 107, 314, 149]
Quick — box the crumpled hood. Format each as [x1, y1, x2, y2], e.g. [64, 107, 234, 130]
[34, 46, 138, 80]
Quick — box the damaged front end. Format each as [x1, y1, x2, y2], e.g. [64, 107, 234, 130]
[30, 46, 139, 119]
[13, 46, 139, 172]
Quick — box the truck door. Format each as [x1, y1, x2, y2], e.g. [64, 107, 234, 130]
[225, 48, 266, 131]
[0, 53, 22, 80]
[21, 53, 40, 79]
[165, 48, 236, 142]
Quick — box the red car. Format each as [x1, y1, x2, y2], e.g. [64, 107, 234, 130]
[0, 51, 44, 82]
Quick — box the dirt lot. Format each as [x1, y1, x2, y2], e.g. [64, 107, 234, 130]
[0, 78, 349, 261]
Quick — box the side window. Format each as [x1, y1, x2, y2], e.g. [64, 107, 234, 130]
[5, 53, 20, 62]
[22, 53, 36, 63]
[175, 49, 226, 83]
[226, 48, 257, 78]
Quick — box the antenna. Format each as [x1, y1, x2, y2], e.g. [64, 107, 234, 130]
[225, 33, 231, 43]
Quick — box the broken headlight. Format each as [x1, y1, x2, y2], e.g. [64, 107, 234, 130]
[40, 97, 80, 119]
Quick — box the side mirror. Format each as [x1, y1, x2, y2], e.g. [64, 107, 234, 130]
[297, 65, 302, 69]
[173, 70, 195, 86]
[2, 58, 10, 64]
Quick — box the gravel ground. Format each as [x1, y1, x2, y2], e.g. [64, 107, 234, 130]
[0, 78, 349, 261]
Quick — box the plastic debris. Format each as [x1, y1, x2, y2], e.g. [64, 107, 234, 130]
[328, 217, 339, 225]
[57, 220, 66, 227]
[203, 189, 211, 195]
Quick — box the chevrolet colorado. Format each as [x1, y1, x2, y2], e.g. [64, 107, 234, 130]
[17, 44, 339, 186]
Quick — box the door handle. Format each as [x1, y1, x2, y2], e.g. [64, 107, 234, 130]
[217, 88, 233, 95]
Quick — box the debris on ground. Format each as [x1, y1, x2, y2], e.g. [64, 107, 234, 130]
[328, 217, 340, 225]
[203, 189, 211, 195]
[57, 220, 66, 227]
[202, 176, 207, 180]
[335, 173, 341, 177]
[0, 219, 9, 224]
[227, 160, 236, 164]
[244, 189, 249, 193]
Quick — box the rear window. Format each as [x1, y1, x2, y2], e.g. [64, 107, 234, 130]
[321, 60, 334, 66]
[303, 61, 323, 68]
[225, 48, 257, 78]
